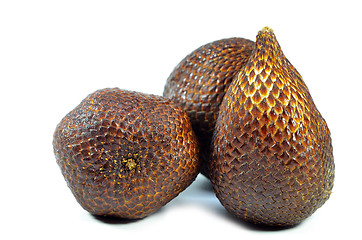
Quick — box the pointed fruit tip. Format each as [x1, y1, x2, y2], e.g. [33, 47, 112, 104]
[261, 26, 274, 33]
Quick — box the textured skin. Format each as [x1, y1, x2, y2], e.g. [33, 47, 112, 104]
[210, 27, 335, 226]
[53, 88, 200, 219]
[163, 38, 254, 176]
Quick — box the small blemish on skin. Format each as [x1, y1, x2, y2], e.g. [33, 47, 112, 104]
[125, 158, 137, 171]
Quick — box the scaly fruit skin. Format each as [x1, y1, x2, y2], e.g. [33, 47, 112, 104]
[210, 27, 335, 226]
[163, 38, 254, 177]
[53, 88, 200, 219]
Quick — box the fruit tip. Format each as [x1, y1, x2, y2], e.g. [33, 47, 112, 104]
[261, 26, 274, 33]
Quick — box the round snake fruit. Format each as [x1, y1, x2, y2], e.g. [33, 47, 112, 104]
[53, 88, 200, 219]
[163, 37, 255, 177]
[210, 27, 335, 226]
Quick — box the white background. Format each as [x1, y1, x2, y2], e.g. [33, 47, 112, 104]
[1, 0, 361, 239]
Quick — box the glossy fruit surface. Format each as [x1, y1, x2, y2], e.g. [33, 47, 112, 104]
[163, 38, 254, 176]
[210, 27, 335, 226]
[53, 88, 200, 219]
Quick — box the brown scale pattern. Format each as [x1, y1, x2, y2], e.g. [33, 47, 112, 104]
[210, 27, 335, 226]
[163, 38, 254, 176]
[53, 88, 200, 219]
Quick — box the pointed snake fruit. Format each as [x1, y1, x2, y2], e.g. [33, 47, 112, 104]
[53, 88, 200, 219]
[210, 27, 335, 226]
[163, 38, 254, 177]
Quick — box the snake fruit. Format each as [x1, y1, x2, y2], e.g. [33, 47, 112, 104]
[210, 27, 335, 226]
[163, 38, 254, 177]
[53, 88, 200, 219]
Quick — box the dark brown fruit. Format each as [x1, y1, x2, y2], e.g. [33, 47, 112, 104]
[163, 38, 254, 176]
[210, 27, 335, 226]
[53, 88, 200, 219]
